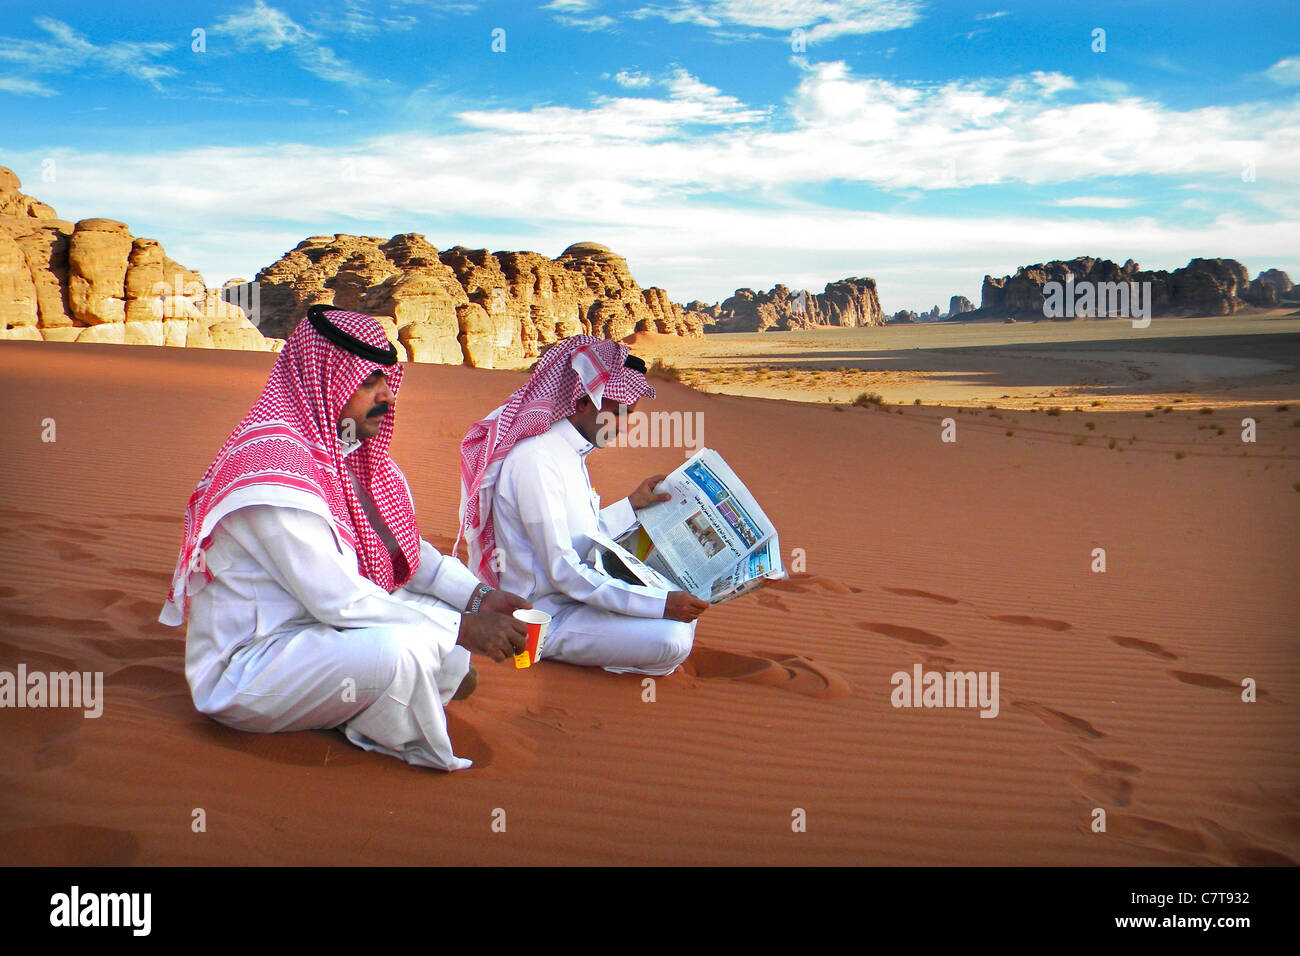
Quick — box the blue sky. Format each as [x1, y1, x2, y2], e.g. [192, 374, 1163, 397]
[3, 0, 1297, 311]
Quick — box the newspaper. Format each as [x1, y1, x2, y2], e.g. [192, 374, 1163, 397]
[587, 448, 785, 605]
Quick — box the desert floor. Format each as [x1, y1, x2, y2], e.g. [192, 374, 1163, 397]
[0, 328, 1297, 865]
[631, 312, 1300, 412]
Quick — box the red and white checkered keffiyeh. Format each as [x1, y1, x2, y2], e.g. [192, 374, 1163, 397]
[457, 335, 656, 587]
[161, 309, 420, 626]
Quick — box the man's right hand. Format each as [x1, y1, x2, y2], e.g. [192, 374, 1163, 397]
[664, 590, 709, 623]
[458, 612, 528, 662]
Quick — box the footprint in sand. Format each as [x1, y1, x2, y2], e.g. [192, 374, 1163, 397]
[756, 592, 790, 612]
[0, 824, 141, 865]
[53, 587, 127, 620]
[518, 703, 602, 737]
[1168, 670, 1265, 696]
[1196, 818, 1298, 866]
[54, 542, 97, 563]
[1108, 635, 1178, 661]
[684, 647, 852, 698]
[1058, 742, 1141, 776]
[1215, 784, 1300, 812]
[0, 585, 18, 599]
[882, 587, 959, 605]
[855, 621, 949, 647]
[1074, 771, 1135, 807]
[990, 614, 1072, 632]
[1010, 699, 1105, 739]
[1108, 814, 1211, 856]
[6, 704, 84, 772]
[765, 576, 811, 594]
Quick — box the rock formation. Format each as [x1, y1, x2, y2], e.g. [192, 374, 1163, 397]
[0, 167, 699, 364]
[948, 295, 974, 316]
[0, 166, 270, 349]
[692, 278, 883, 333]
[975, 256, 1285, 318]
[253, 237, 700, 367]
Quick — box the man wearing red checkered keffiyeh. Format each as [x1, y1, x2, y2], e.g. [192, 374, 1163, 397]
[458, 335, 708, 675]
[161, 306, 528, 771]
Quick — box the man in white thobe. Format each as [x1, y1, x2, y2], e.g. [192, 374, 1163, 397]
[162, 305, 527, 771]
[458, 335, 708, 676]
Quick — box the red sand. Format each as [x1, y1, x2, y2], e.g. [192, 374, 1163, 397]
[1, 340, 1297, 865]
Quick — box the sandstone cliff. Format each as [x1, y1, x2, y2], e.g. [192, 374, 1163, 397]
[975, 256, 1291, 318]
[948, 295, 974, 316]
[690, 278, 883, 333]
[253, 236, 700, 367]
[0, 167, 269, 350]
[0, 167, 699, 365]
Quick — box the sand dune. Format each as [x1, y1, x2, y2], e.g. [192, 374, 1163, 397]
[1, 338, 1297, 865]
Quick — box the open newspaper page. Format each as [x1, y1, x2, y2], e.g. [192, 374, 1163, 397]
[707, 533, 785, 604]
[632, 448, 780, 602]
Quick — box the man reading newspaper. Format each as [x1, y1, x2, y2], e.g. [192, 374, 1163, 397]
[457, 336, 708, 676]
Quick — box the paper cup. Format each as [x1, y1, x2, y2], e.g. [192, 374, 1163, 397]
[512, 609, 551, 668]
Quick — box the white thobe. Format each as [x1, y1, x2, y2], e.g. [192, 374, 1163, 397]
[491, 419, 695, 675]
[184, 442, 482, 771]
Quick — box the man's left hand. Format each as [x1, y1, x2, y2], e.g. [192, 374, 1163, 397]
[480, 589, 531, 616]
[629, 475, 670, 511]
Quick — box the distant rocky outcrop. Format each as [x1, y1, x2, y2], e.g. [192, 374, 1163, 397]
[1254, 268, 1293, 296]
[948, 295, 974, 316]
[0, 167, 270, 349]
[254, 236, 700, 367]
[687, 278, 883, 333]
[973, 256, 1290, 319]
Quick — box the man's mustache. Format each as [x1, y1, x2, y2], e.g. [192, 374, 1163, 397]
[366, 403, 391, 418]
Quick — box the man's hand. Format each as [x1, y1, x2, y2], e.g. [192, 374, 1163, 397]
[664, 590, 709, 623]
[629, 475, 670, 511]
[479, 589, 531, 617]
[458, 612, 527, 662]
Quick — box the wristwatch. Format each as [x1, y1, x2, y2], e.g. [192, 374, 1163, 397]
[468, 584, 495, 613]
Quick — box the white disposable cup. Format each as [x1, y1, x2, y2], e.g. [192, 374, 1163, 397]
[512, 609, 552, 668]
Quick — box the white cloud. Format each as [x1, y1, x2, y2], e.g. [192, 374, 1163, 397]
[612, 69, 653, 87]
[0, 75, 56, 96]
[459, 66, 767, 139]
[0, 17, 177, 91]
[1052, 197, 1140, 209]
[15, 60, 1298, 307]
[213, 1, 373, 86]
[1264, 55, 1300, 86]
[544, 0, 618, 31]
[632, 0, 924, 41]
